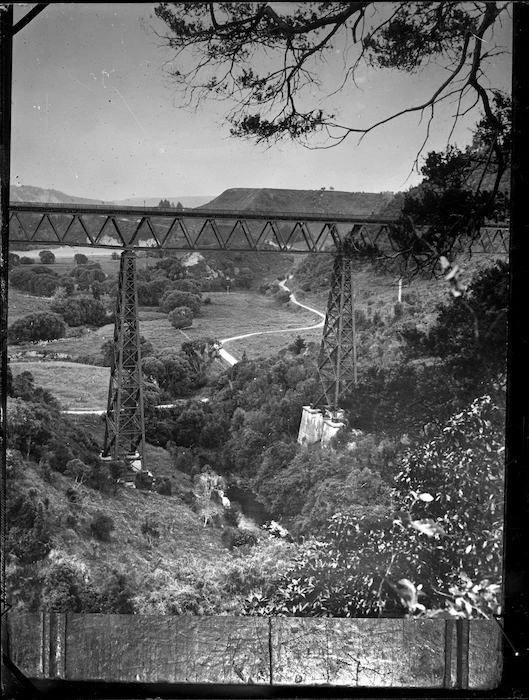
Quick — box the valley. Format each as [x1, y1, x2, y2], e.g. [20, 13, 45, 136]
[5, 185, 507, 620]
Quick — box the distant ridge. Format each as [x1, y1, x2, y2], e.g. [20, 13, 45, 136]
[9, 186, 214, 209]
[198, 188, 396, 217]
[9, 184, 109, 205]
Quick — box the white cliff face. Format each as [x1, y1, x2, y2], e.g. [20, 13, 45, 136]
[181, 252, 220, 279]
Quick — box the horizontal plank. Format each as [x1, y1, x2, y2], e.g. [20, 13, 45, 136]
[6, 614, 502, 689]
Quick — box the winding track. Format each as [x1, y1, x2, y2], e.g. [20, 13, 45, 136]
[63, 279, 326, 414]
[218, 278, 325, 366]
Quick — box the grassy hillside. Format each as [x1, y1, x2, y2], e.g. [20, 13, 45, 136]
[9, 361, 109, 410]
[7, 432, 295, 615]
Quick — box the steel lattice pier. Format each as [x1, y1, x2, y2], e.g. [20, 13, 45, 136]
[101, 249, 145, 469]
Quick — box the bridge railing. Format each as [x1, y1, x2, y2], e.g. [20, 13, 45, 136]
[8, 203, 509, 256]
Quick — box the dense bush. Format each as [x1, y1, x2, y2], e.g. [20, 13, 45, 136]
[69, 263, 106, 288]
[74, 253, 88, 265]
[137, 278, 171, 306]
[160, 289, 201, 315]
[19, 256, 35, 265]
[41, 556, 136, 613]
[168, 306, 194, 329]
[31, 274, 60, 297]
[41, 556, 96, 612]
[154, 255, 185, 280]
[170, 279, 202, 295]
[246, 395, 504, 618]
[9, 266, 60, 296]
[8, 312, 66, 344]
[6, 487, 53, 564]
[142, 350, 194, 397]
[50, 296, 108, 327]
[101, 335, 153, 366]
[10, 268, 37, 290]
[64, 458, 92, 484]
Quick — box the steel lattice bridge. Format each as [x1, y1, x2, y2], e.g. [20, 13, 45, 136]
[8, 203, 509, 468]
[9, 202, 509, 255]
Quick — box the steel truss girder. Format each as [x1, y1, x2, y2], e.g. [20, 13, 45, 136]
[102, 249, 146, 467]
[315, 255, 358, 411]
[8, 203, 509, 255]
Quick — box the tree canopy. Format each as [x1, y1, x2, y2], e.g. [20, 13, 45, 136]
[155, 2, 510, 159]
[154, 2, 511, 270]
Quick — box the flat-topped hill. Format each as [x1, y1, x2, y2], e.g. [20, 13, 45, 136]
[198, 188, 395, 217]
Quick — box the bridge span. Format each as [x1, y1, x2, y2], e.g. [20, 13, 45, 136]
[9, 202, 509, 256]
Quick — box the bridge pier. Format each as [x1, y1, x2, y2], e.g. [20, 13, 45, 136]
[298, 406, 345, 448]
[101, 248, 146, 471]
[298, 249, 357, 447]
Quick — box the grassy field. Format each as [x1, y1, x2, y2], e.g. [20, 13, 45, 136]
[10, 290, 317, 362]
[10, 361, 110, 409]
[138, 291, 319, 360]
[8, 290, 320, 409]
[8, 288, 55, 324]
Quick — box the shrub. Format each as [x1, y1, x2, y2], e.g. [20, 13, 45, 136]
[140, 515, 161, 541]
[8, 312, 66, 344]
[31, 274, 59, 297]
[221, 527, 258, 550]
[354, 309, 371, 330]
[90, 512, 115, 542]
[168, 306, 194, 329]
[56, 275, 75, 297]
[41, 555, 96, 612]
[156, 477, 173, 496]
[39, 250, 56, 264]
[274, 288, 291, 305]
[111, 251, 120, 260]
[96, 569, 136, 613]
[19, 256, 34, 265]
[372, 310, 384, 326]
[74, 253, 88, 265]
[64, 458, 92, 484]
[8, 252, 20, 269]
[224, 502, 242, 527]
[160, 290, 201, 315]
[235, 267, 253, 288]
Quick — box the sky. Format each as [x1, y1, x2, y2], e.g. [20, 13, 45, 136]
[11, 2, 512, 201]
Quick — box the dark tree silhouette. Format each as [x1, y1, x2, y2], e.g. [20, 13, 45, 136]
[155, 3, 509, 168]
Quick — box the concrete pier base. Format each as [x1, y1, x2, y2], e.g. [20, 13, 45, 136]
[297, 406, 345, 447]
[322, 415, 345, 448]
